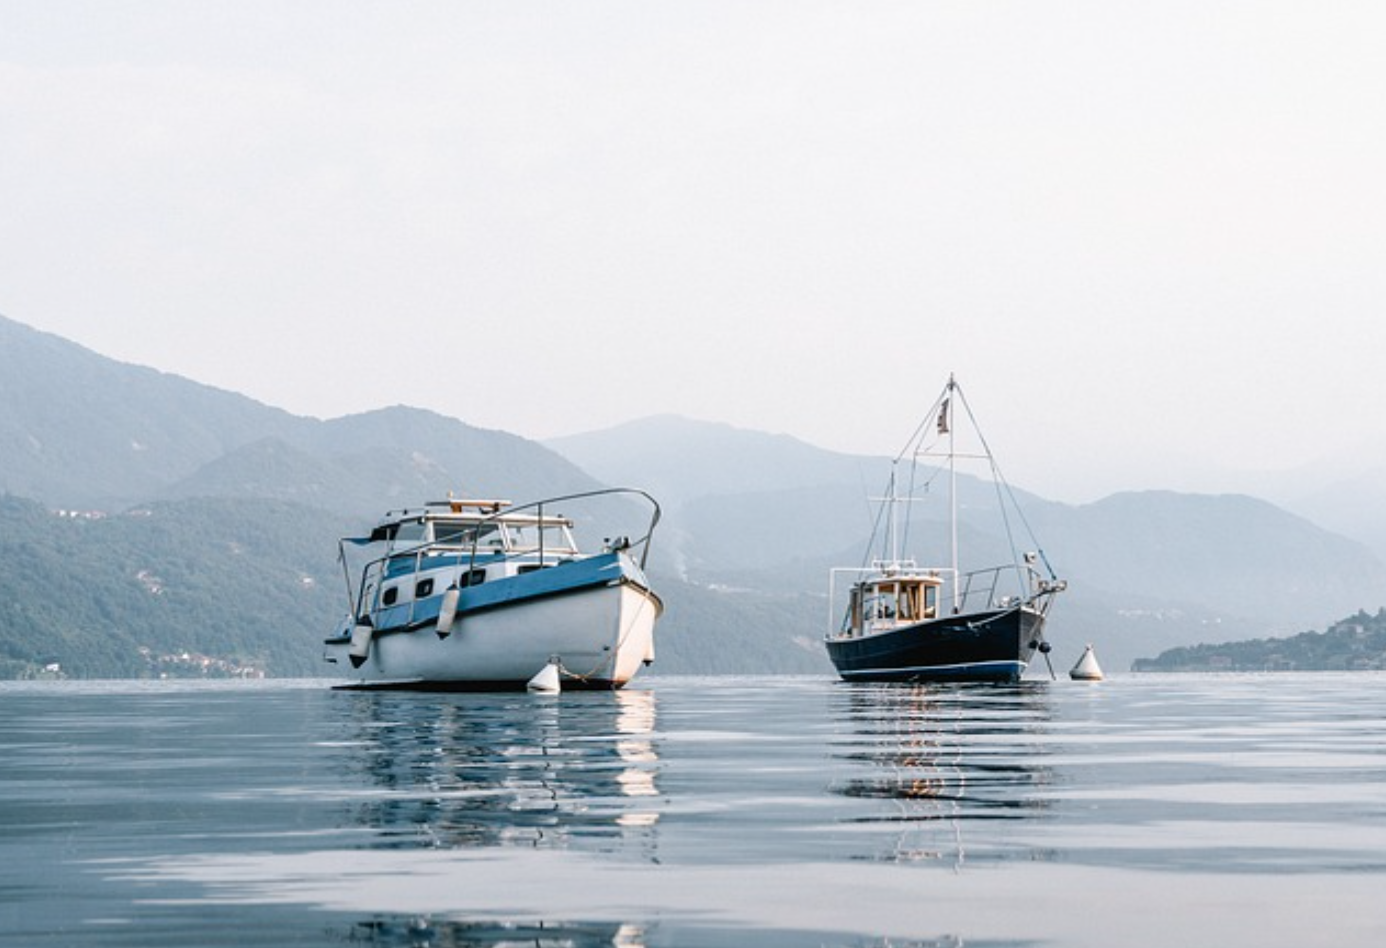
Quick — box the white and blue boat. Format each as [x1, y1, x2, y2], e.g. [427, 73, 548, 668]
[825, 376, 1066, 683]
[325, 488, 663, 690]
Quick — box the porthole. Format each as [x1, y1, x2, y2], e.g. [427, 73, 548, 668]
[382, 586, 399, 606]
[416, 578, 434, 598]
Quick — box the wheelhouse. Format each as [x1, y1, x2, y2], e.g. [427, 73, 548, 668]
[367, 499, 581, 559]
[338, 494, 650, 635]
[838, 564, 944, 638]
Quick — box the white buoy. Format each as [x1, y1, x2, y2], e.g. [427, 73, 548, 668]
[435, 584, 460, 638]
[348, 617, 374, 669]
[527, 660, 562, 693]
[1070, 644, 1104, 681]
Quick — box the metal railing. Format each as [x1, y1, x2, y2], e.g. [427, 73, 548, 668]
[347, 487, 662, 627]
[830, 561, 1058, 637]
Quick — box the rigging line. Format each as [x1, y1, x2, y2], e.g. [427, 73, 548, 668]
[337, 540, 356, 613]
[988, 451, 1027, 595]
[870, 382, 952, 562]
[952, 380, 1057, 584]
[1004, 479, 1057, 580]
[963, 420, 1050, 569]
[894, 386, 953, 465]
[989, 454, 1058, 582]
[901, 454, 918, 554]
[952, 382, 1024, 588]
[859, 465, 896, 570]
[899, 454, 944, 554]
[898, 440, 950, 557]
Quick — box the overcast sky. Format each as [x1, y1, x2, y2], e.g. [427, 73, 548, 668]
[3, 1, 1384, 503]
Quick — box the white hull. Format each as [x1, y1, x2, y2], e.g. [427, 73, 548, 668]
[326, 581, 660, 689]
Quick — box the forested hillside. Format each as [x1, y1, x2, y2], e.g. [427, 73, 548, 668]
[0, 495, 350, 679]
[1132, 610, 1386, 672]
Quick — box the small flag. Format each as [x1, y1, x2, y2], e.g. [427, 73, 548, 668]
[937, 398, 950, 435]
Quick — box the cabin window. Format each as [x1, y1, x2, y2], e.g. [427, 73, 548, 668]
[416, 578, 434, 598]
[382, 586, 399, 606]
[518, 564, 544, 574]
[540, 524, 576, 552]
[459, 568, 487, 588]
[434, 523, 502, 547]
[864, 591, 894, 620]
[393, 520, 427, 546]
[506, 523, 576, 553]
[898, 586, 916, 621]
[433, 523, 471, 545]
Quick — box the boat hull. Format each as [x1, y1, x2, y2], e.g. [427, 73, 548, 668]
[325, 577, 661, 691]
[824, 606, 1047, 684]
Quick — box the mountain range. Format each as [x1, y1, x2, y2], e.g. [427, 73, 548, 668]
[3, 312, 1384, 678]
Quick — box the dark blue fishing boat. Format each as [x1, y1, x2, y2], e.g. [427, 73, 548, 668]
[824, 375, 1065, 683]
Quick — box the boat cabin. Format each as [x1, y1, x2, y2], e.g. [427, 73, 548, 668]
[343, 499, 593, 624]
[367, 499, 581, 559]
[846, 567, 943, 637]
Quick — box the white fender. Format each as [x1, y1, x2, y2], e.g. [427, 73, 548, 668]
[349, 617, 374, 668]
[436, 584, 460, 638]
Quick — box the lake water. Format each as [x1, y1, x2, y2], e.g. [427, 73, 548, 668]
[2, 672, 1385, 947]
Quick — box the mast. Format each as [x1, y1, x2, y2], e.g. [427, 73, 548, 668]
[946, 374, 959, 612]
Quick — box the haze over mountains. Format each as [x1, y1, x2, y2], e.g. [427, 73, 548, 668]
[2, 312, 1384, 678]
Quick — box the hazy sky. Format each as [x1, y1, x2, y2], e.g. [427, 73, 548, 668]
[4, 1, 1385, 503]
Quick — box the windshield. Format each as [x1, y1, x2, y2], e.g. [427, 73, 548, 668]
[432, 522, 505, 550]
[504, 522, 577, 553]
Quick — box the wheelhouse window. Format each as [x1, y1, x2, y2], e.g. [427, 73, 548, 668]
[392, 520, 427, 549]
[865, 589, 896, 620]
[432, 522, 504, 549]
[505, 522, 577, 554]
[432, 522, 469, 545]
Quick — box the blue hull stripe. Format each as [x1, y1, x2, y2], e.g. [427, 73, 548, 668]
[367, 552, 650, 634]
[839, 659, 1027, 681]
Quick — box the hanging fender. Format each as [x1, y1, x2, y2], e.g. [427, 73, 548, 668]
[348, 616, 374, 668]
[436, 584, 460, 638]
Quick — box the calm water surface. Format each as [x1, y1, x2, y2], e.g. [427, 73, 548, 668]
[2, 673, 1385, 947]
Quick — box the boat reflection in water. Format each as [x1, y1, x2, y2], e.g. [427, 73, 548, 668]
[322, 690, 663, 946]
[333, 688, 661, 856]
[829, 681, 1056, 866]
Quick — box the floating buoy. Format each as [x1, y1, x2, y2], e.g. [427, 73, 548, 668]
[1070, 644, 1104, 681]
[527, 660, 562, 693]
[348, 617, 374, 669]
[436, 584, 460, 638]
